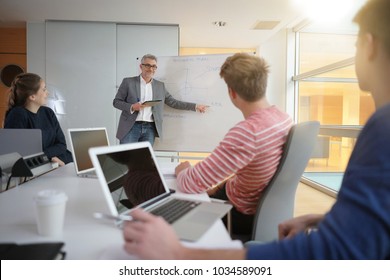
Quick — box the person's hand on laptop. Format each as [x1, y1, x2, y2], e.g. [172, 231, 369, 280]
[123, 209, 185, 259]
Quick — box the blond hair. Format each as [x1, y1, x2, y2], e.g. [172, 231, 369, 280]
[220, 53, 269, 102]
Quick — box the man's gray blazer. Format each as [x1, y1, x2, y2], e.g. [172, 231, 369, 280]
[113, 76, 196, 141]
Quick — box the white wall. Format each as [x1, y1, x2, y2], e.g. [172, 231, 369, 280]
[259, 28, 292, 118]
[45, 21, 117, 145]
[27, 21, 179, 147]
[27, 22, 46, 78]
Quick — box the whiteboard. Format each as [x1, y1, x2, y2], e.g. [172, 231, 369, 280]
[153, 54, 244, 152]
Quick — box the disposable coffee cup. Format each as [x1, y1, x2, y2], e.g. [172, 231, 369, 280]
[34, 189, 68, 236]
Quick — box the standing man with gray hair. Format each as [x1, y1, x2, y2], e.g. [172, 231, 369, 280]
[113, 54, 208, 146]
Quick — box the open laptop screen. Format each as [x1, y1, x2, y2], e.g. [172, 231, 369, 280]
[68, 128, 109, 174]
[0, 129, 42, 156]
[95, 145, 166, 214]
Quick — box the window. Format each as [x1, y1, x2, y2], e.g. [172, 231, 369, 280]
[293, 24, 373, 195]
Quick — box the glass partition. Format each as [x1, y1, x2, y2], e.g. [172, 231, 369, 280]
[294, 25, 371, 196]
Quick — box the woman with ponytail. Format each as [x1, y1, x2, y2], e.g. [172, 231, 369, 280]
[4, 73, 72, 166]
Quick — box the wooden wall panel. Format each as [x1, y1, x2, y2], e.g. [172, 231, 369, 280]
[0, 27, 26, 54]
[0, 27, 27, 127]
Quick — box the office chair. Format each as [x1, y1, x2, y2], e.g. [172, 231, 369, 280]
[248, 121, 320, 243]
[230, 121, 320, 243]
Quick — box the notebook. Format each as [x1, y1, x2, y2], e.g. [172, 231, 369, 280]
[68, 127, 109, 178]
[0, 242, 65, 260]
[89, 142, 232, 242]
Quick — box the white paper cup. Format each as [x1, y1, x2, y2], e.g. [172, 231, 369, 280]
[34, 189, 68, 236]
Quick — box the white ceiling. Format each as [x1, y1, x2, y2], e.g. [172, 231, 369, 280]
[0, 0, 304, 48]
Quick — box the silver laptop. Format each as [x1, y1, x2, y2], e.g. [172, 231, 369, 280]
[89, 142, 232, 242]
[0, 129, 42, 156]
[68, 127, 109, 178]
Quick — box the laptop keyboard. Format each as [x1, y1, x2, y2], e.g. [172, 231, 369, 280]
[150, 199, 201, 224]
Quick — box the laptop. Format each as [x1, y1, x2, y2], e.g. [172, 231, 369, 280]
[0, 129, 42, 156]
[68, 127, 109, 178]
[89, 142, 232, 242]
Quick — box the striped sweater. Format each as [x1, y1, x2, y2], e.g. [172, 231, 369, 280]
[176, 106, 293, 215]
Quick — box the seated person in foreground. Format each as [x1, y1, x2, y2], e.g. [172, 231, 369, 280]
[122, 0, 390, 259]
[175, 53, 293, 235]
[4, 73, 73, 166]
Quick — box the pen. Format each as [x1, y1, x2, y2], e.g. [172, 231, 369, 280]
[93, 212, 133, 222]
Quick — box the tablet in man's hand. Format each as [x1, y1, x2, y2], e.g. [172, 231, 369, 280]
[142, 100, 162, 106]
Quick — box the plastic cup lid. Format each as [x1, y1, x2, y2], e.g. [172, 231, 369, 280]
[34, 189, 68, 205]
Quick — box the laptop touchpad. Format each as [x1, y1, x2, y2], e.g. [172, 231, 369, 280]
[188, 211, 219, 225]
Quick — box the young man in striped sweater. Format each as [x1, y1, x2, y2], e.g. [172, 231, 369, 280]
[174, 53, 293, 235]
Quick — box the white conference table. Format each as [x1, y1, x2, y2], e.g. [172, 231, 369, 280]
[0, 163, 238, 259]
